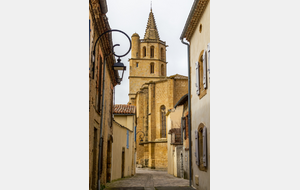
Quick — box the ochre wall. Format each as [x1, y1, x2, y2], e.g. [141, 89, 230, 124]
[135, 77, 188, 169]
[89, 8, 115, 188]
[111, 122, 134, 181]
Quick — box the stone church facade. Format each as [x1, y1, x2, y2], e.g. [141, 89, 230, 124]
[128, 9, 188, 169]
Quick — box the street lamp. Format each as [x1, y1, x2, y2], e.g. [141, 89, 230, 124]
[136, 131, 145, 144]
[113, 58, 126, 84]
[92, 29, 131, 84]
[92, 29, 131, 190]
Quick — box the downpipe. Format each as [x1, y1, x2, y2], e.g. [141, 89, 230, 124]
[181, 38, 192, 187]
[98, 56, 107, 190]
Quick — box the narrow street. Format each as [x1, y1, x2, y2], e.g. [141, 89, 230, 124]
[105, 168, 194, 190]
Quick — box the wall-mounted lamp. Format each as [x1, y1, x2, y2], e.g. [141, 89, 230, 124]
[113, 58, 126, 84]
[92, 29, 131, 84]
[136, 131, 145, 143]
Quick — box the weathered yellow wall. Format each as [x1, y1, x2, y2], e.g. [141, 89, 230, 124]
[114, 115, 127, 127]
[189, 1, 210, 189]
[167, 106, 184, 177]
[111, 122, 135, 181]
[134, 77, 188, 169]
[126, 116, 134, 131]
[89, 8, 115, 188]
[113, 114, 135, 132]
[167, 114, 173, 175]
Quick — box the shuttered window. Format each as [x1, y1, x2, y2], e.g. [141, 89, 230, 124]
[202, 51, 207, 89]
[126, 130, 129, 149]
[134, 126, 136, 142]
[195, 62, 200, 95]
[197, 48, 208, 99]
[202, 126, 207, 167]
[181, 117, 186, 139]
[198, 123, 207, 171]
[207, 43, 210, 82]
[195, 130, 199, 166]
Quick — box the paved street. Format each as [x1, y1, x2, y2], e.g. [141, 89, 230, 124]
[105, 168, 194, 190]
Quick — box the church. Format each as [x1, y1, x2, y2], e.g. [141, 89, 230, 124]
[128, 9, 188, 169]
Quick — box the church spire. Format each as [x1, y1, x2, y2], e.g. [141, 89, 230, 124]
[143, 9, 160, 40]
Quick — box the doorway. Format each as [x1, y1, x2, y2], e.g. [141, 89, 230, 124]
[121, 148, 125, 178]
[180, 153, 184, 178]
[92, 127, 98, 190]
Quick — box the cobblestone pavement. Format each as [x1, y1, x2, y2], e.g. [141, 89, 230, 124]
[105, 168, 194, 190]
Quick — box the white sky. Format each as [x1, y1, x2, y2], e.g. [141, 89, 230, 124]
[106, 0, 194, 104]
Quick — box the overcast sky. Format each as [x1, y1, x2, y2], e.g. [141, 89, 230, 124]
[106, 0, 194, 104]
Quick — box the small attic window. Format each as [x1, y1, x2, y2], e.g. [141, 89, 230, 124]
[199, 24, 202, 33]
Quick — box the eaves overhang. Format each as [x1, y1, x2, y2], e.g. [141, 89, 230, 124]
[180, 0, 209, 41]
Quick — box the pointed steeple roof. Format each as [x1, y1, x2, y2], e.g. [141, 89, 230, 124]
[144, 10, 160, 40]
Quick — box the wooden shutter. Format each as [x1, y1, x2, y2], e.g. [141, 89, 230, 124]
[195, 130, 199, 166]
[127, 130, 129, 149]
[195, 62, 200, 95]
[202, 51, 207, 89]
[134, 126, 136, 142]
[185, 116, 188, 139]
[207, 43, 210, 83]
[202, 127, 207, 167]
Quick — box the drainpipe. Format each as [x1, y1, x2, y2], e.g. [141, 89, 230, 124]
[180, 38, 191, 187]
[98, 56, 107, 190]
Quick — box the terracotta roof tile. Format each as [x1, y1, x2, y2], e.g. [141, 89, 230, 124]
[113, 104, 136, 114]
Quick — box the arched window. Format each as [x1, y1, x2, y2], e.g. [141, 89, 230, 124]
[161, 48, 165, 61]
[150, 62, 154, 74]
[150, 46, 154, 58]
[196, 123, 207, 171]
[196, 50, 208, 98]
[161, 64, 164, 76]
[143, 46, 146, 57]
[160, 105, 166, 138]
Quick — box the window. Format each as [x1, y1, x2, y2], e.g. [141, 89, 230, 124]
[150, 63, 154, 74]
[150, 46, 154, 58]
[195, 123, 207, 171]
[136, 62, 139, 67]
[161, 64, 165, 76]
[160, 105, 166, 138]
[181, 115, 188, 140]
[143, 46, 146, 57]
[168, 128, 182, 145]
[161, 48, 165, 61]
[195, 50, 208, 98]
[207, 43, 210, 82]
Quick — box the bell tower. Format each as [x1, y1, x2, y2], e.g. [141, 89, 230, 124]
[128, 9, 168, 105]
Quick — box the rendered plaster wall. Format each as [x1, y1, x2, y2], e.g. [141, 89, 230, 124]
[167, 114, 174, 175]
[189, 1, 210, 190]
[111, 122, 134, 181]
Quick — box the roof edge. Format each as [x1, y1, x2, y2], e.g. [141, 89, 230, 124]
[180, 0, 200, 40]
[174, 93, 188, 108]
[113, 119, 133, 132]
